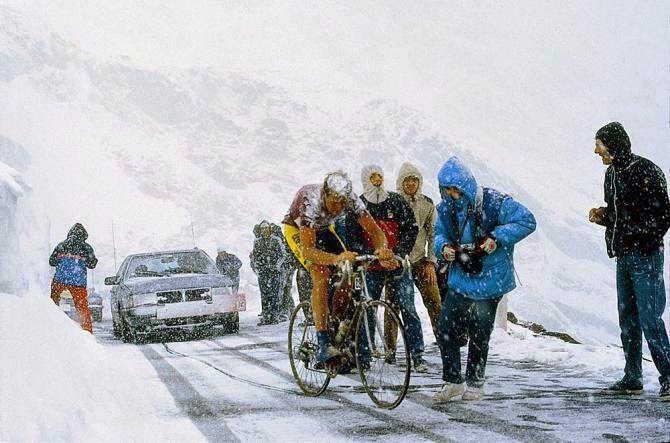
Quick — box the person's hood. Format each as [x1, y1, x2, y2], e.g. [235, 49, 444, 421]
[258, 220, 273, 238]
[595, 122, 633, 168]
[437, 156, 478, 203]
[396, 162, 423, 199]
[361, 164, 389, 203]
[67, 223, 88, 241]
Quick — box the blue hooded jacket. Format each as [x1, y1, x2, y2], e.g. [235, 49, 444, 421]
[434, 157, 536, 299]
[50, 223, 97, 287]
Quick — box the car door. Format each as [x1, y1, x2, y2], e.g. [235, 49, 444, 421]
[110, 257, 131, 323]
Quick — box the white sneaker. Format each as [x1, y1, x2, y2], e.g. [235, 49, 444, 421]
[461, 385, 484, 401]
[433, 382, 465, 402]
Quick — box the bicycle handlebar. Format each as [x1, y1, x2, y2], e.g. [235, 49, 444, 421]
[352, 254, 406, 265]
[337, 254, 412, 286]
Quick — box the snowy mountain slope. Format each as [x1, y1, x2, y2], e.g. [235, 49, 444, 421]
[1, 3, 668, 345]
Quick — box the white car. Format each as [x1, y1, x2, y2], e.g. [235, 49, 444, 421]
[106, 248, 245, 343]
[58, 289, 103, 323]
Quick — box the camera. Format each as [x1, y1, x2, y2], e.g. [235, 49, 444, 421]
[455, 243, 485, 275]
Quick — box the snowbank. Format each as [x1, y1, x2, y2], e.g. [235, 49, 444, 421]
[0, 293, 203, 442]
[0, 161, 26, 198]
[490, 324, 665, 390]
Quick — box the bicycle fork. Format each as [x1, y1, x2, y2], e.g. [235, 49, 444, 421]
[360, 272, 389, 359]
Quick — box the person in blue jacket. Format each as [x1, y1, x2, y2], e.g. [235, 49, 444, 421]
[432, 156, 536, 402]
[49, 223, 98, 333]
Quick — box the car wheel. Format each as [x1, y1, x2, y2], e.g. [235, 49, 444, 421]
[227, 319, 239, 334]
[112, 317, 121, 338]
[221, 312, 240, 334]
[113, 304, 124, 338]
[120, 312, 135, 343]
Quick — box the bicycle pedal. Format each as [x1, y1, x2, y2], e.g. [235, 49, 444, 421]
[324, 356, 342, 377]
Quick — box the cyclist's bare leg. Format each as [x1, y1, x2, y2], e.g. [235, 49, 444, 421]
[310, 264, 331, 332]
[331, 281, 352, 323]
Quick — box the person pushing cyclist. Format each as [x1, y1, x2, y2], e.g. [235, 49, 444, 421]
[283, 170, 395, 363]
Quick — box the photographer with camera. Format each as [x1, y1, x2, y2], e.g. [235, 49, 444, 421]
[433, 156, 536, 402]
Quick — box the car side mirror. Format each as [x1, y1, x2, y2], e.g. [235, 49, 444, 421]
[104, 276, 120, 286]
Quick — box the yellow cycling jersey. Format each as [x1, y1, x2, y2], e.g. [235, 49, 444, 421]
[283, 223, 347, 270]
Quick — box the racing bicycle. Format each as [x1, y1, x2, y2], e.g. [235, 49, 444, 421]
[287, 254, 412, 409]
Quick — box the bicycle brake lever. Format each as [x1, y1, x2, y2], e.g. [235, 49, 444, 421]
[391, 255, 412, 281]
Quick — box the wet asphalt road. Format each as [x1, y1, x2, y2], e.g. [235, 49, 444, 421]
[94, 318, 669, 442]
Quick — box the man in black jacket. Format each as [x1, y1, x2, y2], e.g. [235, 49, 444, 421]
[589, 121, 670, 401]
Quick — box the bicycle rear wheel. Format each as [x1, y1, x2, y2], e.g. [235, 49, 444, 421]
[288, 302, 330, 396]
[354, 299, 411, 409]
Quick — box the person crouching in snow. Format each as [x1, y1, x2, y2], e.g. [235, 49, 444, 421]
[216, 248, 242, 293]
[433, 157, 536, 402]
[49, 223, 98, 333]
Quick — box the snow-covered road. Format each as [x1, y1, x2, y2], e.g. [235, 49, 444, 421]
[93, 316, 669, 442]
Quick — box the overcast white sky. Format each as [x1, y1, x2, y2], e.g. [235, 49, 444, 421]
[8, 1, 667, 170]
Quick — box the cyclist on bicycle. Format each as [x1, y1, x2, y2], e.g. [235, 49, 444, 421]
[283, 170, 395, 363]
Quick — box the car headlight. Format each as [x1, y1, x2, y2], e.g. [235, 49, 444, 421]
[130, 292, 157, 308]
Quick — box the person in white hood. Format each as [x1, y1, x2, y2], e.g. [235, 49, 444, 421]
[396, 162, 442, 337]
[346, 165, 427, 372]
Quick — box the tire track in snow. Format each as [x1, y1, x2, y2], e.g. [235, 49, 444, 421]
[234, 331, 557, 442]
[196, 338, 450, 441]
[140, 344, 240, 442]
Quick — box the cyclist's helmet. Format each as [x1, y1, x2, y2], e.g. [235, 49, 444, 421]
[323, 170, 353, 199]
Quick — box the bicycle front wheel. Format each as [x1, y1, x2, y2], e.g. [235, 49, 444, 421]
[288, 302, 330, 396]
[354, 299, 411, 409]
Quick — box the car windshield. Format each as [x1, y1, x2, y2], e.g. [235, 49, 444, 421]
[127, 251, 216, 279]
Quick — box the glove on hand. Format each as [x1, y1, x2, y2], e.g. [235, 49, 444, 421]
[480, 237, 497, 254]
[442, 245, 457, 262]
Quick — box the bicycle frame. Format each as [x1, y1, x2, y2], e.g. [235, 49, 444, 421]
[288, 253, 413, 408]
[336, 254, 411, 360]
